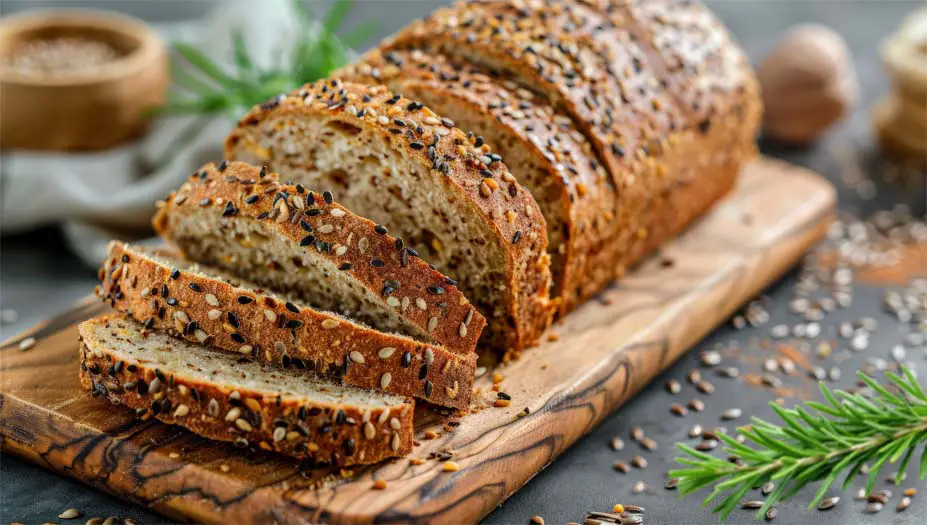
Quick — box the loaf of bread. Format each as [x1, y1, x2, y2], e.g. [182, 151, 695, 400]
[80, 315, 414, 467]
[153, 161, 485, 356]
[98, 242, 477, 409]
[225, 81, 556, 353]
[337, 49, 621, 312]
[381, 0, 761, 288]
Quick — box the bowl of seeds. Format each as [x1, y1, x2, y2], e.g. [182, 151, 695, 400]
[0, 9, 168, 151]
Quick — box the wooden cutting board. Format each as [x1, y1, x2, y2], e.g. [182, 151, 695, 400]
[0, 157, 835, 525]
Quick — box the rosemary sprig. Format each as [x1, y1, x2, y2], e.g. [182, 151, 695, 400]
[163, 0, 371, 117]
[670, 366, 927, 521]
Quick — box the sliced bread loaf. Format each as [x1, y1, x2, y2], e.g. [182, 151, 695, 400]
[152, 161, 485, 356]
[79, 315, 414, 467]
[382, 0, 758, 277]
[224, 81, 556, 353]
[97, 241, 476, 409]
[336, 49, 621, 312]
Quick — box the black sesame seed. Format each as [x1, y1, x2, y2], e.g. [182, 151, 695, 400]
[231, 332, 246, 344]
[227, 312, 241, 329]
[401, 351, 412, 368]
[155, 368, 166, 383]
[424, 380, 433, 397]
[344, 438, 356, 456]
[427, 286, 444, 295]
[300, 220, 313, 232]
[121, 254, 130, 263]
[217, 160, 229, 172]
[256, 211, 270, 220]
[188, 283, 202, 292]
[259, 165, 267, 178]
[374, 224, 388, 235]
[161, 284, 169, 297]
[338, 263, 353, 271]
[166, 297, 178, 306]
[222, 202, 238, 217]
[285, 319, 303, 329]
[407, 247, 419, 257]
[300, 235, 315, 247]
[323, 191, 334, 204]
[237, 295, 254, 304]
[497, 392, 511, 400]
[170, 269, 180, 280]
[285, 302, 300, 313]
[474, 136, 484, 147]
[512, 230, 522, 244]
[395, 238, 404, 250]
[419, 363, 428, 380]
[409, 141, 425, 150]
[371, 259, 385, 267]
[335, 409, 347, 425]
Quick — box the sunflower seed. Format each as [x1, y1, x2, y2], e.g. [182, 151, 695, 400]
[58, 508, 82, 519]
[897, 496, 911, 512]
[742, 500, 764, 509]
[631, 481, 646, 494]
[818, 496, 839, 510]
[721, 408, 742, 420]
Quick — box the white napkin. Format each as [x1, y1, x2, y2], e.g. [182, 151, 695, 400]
[0, 0, 309, 265]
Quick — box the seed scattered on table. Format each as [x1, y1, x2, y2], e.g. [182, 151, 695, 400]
[762, 481, 775, 495]
[670, 404, 687, 416]
[721, 408, 742, 420]
[666, 379, 681, 394]
[765, 507, 778, 521]
[610, 437, 625, 451]
[742, 500, 764, 509]
[696, 380, 715, 394]
[58, 508, 82, 519]
[613, 461, 630, 473]
[688, 399, 705, 412]
[717, 366, 740, 378]
[866, 501, 883, 513]
[630, 427, 644, 442]
[897, 496, 911, 512]
[632, 480, 647, 494]
[696, 439, 719, 451]
[701, 350, 722, 366]
[665, 478, 679, 490]
[818, 496, 839, 510]
[631, 455, 648, 469]
[688, 424, 703, 438]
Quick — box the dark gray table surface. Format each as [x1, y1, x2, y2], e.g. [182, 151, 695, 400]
[2, 1, 926, 524]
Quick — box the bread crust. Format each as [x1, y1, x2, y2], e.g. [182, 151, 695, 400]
[383, 0, 760, 283]
[225, 82, 556, 353]
[152, 161, 486, 356]
[337, 49, 621, 313]
[98, 241, 476, 409]
[79, 315, 414, 467]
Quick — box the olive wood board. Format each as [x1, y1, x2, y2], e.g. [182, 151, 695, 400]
[0, 157, 835, 524]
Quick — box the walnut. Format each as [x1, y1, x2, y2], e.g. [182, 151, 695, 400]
[757, 24, 858, 145]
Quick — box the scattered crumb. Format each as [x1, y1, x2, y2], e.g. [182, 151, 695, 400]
[219, 464, 230, 472]
[442, 461, 459, 472]
[372, 479, 387, 490]
[494, 399, 512, 408]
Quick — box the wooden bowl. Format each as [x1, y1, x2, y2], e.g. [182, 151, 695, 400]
[0, 9, 168, 151]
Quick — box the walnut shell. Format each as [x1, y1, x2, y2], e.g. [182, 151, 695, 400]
[758, 24, 858, 145]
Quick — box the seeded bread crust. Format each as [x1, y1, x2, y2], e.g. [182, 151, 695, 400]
[152, 161, 486, 356]
[383, 0, 759, 277]
[225, 81, 556, 353]
[79, 315, 414, 467]
[337, 49, 620, 313]
[98, 242, 476, 409]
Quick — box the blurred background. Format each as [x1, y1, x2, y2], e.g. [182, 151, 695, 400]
[1, 1, 925, 524]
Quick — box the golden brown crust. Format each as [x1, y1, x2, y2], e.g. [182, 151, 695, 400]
[79, 315, 414, 467]
[383, 0, 760, 282]
[97, 241, 476, 409]
[225, 82, 555, 353]
[337, 49, 620, 312]
[152, 161, 486, 356]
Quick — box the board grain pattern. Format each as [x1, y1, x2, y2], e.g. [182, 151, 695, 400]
[1, 157, 835, 525]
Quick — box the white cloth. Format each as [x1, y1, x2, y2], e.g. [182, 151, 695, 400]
[0, 0, 311, 265]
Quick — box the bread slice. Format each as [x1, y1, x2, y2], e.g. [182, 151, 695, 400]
[79, 315, 414, 467]
[224, 81, 556, 353]
[152, 161, 485, 356]
[337, 49, 621, 312]
[381, 0, 758, 277]
[97, 241, 476, 409]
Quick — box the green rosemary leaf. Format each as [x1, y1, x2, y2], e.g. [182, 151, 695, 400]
[230, 29, 255, 77]
[173, 42, 239, 88]
[673, 366, 926, 520]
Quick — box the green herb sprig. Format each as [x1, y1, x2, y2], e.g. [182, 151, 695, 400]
[670, 366, 927, 521]
[164, 0, 373, 117]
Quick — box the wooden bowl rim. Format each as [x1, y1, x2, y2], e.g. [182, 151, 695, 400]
[0, 8, 165, 87]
